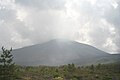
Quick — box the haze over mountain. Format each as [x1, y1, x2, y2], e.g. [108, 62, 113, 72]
[12, 39, 120, 66]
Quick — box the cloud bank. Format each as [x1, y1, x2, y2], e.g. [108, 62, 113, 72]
[0, 0, 120, 53]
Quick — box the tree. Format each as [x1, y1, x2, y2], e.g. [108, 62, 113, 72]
[90, 64, 94, 71]
[0, 47, 15, 80]
[96, 63, 101, 69]
[67, 63, 75, 72]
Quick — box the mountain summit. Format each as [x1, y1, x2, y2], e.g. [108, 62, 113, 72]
[13, 39, 120, 66]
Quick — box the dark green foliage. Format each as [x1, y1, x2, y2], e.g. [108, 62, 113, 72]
[0, 47, 16, 80]
[14, 63, 120, 80]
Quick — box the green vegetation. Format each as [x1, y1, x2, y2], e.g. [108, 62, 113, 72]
[0, 47, 16, 80]
[16, 63, 120, 80]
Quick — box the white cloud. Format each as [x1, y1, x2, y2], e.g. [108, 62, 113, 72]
[0, 0, 120, 53]
[16, 8, 27, 21]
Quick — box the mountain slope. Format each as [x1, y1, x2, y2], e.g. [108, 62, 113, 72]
[12, 39, 120, 66]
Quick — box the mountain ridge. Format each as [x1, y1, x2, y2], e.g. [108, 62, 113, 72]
[12, 39, 120, 66]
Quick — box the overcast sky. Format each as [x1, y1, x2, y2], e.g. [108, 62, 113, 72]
[0, 0, 120, 53]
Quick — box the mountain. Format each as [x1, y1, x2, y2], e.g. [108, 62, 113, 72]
[12, 39, 120, 66]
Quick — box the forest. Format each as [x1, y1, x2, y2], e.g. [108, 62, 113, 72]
[15, 62, 120, 80]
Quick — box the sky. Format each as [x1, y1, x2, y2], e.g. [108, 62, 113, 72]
[0, 0, 120, 53]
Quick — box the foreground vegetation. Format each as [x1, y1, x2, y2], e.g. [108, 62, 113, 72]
[14, 63, 120, 80]
[0, 47, 16, 80]
[0, 47, 120, 80]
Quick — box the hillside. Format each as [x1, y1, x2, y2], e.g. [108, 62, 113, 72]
[12, 39, 120, 66]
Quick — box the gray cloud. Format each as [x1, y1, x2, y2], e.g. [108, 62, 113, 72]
[15, 0, 66, 10]
[0, 0, 120, 53]
[104, 1, 120, 52]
